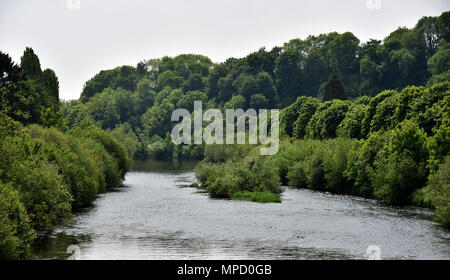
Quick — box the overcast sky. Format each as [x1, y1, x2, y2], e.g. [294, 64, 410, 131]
[1, 0, 449, 100]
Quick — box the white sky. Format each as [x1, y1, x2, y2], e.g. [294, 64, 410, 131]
[1, 0, 449, 100]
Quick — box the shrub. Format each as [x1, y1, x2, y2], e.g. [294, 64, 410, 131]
[26, 125, 99, 208]
[345, 130, 392, 197]
[321, 138, 355, 193]
[337, 103, 367, 139]
[292, 97, 320, 139]
[251, 158, 282, 194]
[280, 96, 317, 137]
[273, 139, 318, 185]
[196, 156, 281, 200]
[195, 162, 220, 186]
[147, 134, 175, 159]
[372, 120, 429, 205]
[408, 81, 449, 135]
[425, 156, 450, 228]
[0, 132, 72, 230]
[73, 121, 130, 179]
[0, 183, 35, 259]
[232, 191, 281, 203]
[111, 123, 139, 158]
[361, 90, 398, 137]
[369, 94, 398, 133]
[427, 118, 450, 172]
[306, 100, 351, 139]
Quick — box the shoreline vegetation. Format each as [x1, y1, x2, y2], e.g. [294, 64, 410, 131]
[0, 114, 131, 260]
[0, 49, 131, 259]
[194, 81, 449, 220]
[1, 11, 449, 259]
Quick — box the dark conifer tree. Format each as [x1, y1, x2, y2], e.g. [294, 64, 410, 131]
[20, 47, 41, 78]
[323, 73, 346, 101]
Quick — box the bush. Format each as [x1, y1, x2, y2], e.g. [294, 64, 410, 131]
[306, 100, 351, 139]
[196, 156, 281, 201]
[81, 137, 121, 189]
[361, 90, 397, 137]
[337, 103, 367, 139]
[292, 97, 320, 139]
[232, 191, 281, 203]
[0, 131, 72, 230]
[0, 183, 35, 259]
[273, 139, 319, 185]
[26, 125, 99, 208]
[73, 120, 130, 180]
[369, 94, 398, 133]
[427, 121, 450, 172]
[286, 161, 308, 188]
[345, 130, 392, 197]
[321, 138, 355, 193]
[147, 134, 175, 159]
[195, 162, 220, 186]
[111, 123, 139, 158]
[283, 138, 354, 193]
[280, 96, 318, 137]
[425, 156, 450, 228]
[408, 81, 449, 135]
[372, 120, 429, 205]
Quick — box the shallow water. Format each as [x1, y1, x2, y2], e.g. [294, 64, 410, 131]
[33, 160, 450, 260]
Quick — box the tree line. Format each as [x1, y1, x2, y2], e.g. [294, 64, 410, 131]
[62, 12, 449, 160]
[0, 50, 130, 259]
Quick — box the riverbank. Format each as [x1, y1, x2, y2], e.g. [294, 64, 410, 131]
[0, 115, 131, 259]
[194, 129, 449, 228]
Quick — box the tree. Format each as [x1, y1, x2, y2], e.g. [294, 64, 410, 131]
[135, 78, 156, 114]
[249, 94, 268, 110]
[337, 103, 368, 139]
[323, 74, 346, 101]
[425, 156, 450, 228]
[0, 182, 34, 259]
[255, 71, 278, 106]
[292, 97, 320, 139]
[0, 51, 30, 122]
[41, 69, 59, 107]
[427, 42, 450, 86]
[141, 100, 175, 138]
[80, 66, 138, 102]
[157, 70, 183, 90]
[176, 90, 208, 112]
[372, 120, 429, 205]
[20, 47, 41, 78]
[306, 100, 350, 139]
[183, 73, 204, 92]
[274, 39, 305, 105]
[224, 95, 246, 110]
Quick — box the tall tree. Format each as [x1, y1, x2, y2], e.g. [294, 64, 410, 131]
[20, 47, 41, 78]
[41, 69, 59, 107]
[323, 74, 346, 101]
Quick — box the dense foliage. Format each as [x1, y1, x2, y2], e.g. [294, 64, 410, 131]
[1, 11, 449, 259]
[0, 49, 130, 259]
[60, 12, 449, 160]
[196, 81, 449, 226]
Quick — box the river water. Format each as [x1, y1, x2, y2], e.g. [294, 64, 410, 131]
[33, 160, 450, 260]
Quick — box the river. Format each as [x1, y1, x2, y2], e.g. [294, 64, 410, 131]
[33, 160, 450, 260]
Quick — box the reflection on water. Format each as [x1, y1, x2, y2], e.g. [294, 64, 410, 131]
[33, 160, 450, 260]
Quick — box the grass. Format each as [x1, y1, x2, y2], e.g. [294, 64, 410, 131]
[179, 182, 206, 190]
[232, 191, 281, 203]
